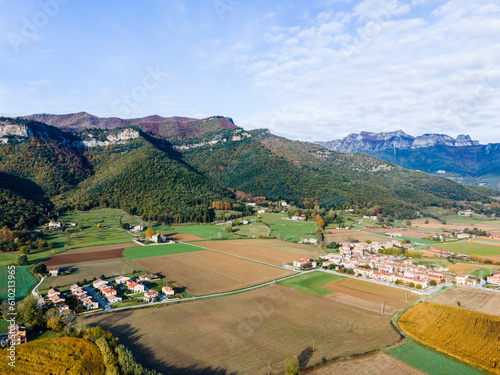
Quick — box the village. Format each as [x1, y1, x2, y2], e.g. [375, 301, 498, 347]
[293, 239, 500, 290]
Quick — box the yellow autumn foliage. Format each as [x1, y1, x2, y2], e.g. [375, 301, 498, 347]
[398, 302, 500, 374]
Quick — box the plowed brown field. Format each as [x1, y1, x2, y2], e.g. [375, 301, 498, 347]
[44, 248, 124, 266]
[430, 287, 500, 316]
[133, 250, 294, 295]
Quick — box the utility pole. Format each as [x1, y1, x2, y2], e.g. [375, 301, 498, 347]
[405, 293, 408, 303]
[381, 301, 385, 315]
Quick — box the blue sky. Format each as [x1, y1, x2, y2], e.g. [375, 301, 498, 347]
[1, 0, 499, 143]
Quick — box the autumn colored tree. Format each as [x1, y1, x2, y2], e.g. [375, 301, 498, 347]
[145, 227, 155, 238]
[315, 215, 326, 228]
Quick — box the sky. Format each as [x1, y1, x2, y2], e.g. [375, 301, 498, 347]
[0, 0, 499, 143]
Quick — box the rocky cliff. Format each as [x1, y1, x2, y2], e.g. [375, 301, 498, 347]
[317, 130, 480, 153]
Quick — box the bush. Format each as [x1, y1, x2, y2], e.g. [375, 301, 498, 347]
[430, 280, 437, 286]
[409, 282, 415, 288]
[416, 284, 422, 290]
[18, 255, 28, 266]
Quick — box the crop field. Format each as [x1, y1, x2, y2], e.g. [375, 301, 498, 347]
[0, 266, 37, 302]
[277, 271, 343, 296]
[0, 337, 105, 374]
[123, 243, 204, 259]
[306, 351, 424, 375]
[412, 217, 500, 232]
[324, 229, 386, 243]
[233, 222, 269, 237]
[38, 258, 140, 291]
[432, 242, 500, 257]
[44, 247, 124, 266]
[448, 262, 500, 275]
[196, 239, 323, 265]
[429, 287, 500, 316]
[398, 302, 500, 374]
[387, 342, 482, 375]
[132, 250, 294, 295]
[85, 284, 401, 374]
[322, 278, 420, 310]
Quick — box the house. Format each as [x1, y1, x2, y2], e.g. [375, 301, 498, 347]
[257, 209, 266, 214]
[130, 224, 145, 232]
[162, 286, 175, 296]
[58, 304, 71, 314]
[487, 273, 500, 285]
[46, 221, 62, 228]
[77, 292, 89, 301]
[138, 274, 157, 282]
[299, 214, 307, 221]
[49, 267, 60, 276]
[93, 279, 109, 289]
[293, 258, 317, 268]
[126, 281, 145, 293]
[82, 297, 99, 310]
[385, 233, 401, 238]
[9, 324, 27, 345]
[115, 275, 131, 284]
[107, 296, 122, 304]
[354, 267, 373, 278]
[144, 290, 159, 302]
[48, 288, 61, 297]
[70, 285, 84, 296]
[101, 287, 117, 298]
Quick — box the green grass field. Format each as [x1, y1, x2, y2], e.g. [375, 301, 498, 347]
[154, 224, 237, 240]
[123, 243, 204, 259]
[0, 266, 38, 302]
[442, 215, 500, 226]
[387, 342, 483, 375]
[257, 214, 318, 241]
[433, 242, 500, 257]
[0, 319, 9, 334]
[376, 233, 439, 244]
[277, 271, 343, 296]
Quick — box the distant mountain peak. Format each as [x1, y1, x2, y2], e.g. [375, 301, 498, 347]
[316, 130, 480, 153]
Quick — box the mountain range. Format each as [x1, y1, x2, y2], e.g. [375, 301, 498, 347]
[317, 131, 500, 189]
[0, 113, 497, 229]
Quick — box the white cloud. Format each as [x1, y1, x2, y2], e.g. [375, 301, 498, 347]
[232, 0, 500, 143]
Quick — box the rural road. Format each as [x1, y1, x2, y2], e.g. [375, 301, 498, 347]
[31, 276, 45, 300]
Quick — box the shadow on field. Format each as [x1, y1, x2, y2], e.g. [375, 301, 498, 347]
[298, 347, 314, 369]
[90, 312, 236, 375]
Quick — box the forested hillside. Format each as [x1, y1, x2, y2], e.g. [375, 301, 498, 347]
[0, 115, 497, 231]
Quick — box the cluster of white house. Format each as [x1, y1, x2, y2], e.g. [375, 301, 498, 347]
[487, 272, 500, 285]
[293, 241, 483, 289]
[70, 285, 100, 310]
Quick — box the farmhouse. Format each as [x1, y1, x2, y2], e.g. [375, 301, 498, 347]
[9, 324, 27, 345]
[127, 281, 145, 293]
[162, 286, 175, 296]
[144, 290, 159, 302]
[93, 279, 109, 289]
[49, 267, 60, 276]
[58, 304, 71, 314]
[293, 258, 317, 268]
[130, 224, 145, 232]
[102, 287, 117, 298]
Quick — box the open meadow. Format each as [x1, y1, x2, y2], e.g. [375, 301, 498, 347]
[324, 229, 387, 243]
[429, 287, 500, 316]
[196, 239, 325, 265]
[38, 258, 141, 291]
[0, 266, 37, 302]
[277, 271, 343, 296]
[398, 302, 500, 374]
[305, 351, 425, 375]
[85, 284, 401, 374]
[154, 224, 237, 240]
[433, 241, 500, 257]
[132, 250, 294, 295]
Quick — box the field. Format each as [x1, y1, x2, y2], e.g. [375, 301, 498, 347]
[154, 224, 237, 240]
[233, 222, 269, 237]
[387, 342, 483, 375]
[322, 278, 420, 311]
[305, 351, 424, 375]
[277, 272, 343, 296]
[448, 262, 500, 275]
[412, 217, 500, 232]
[196, 239, 325, 265]
[258, 213, 319, 241]
[0, 266, 37, 302]
[0, 337, 105, 374]
[44, 247, 124, 266]
[398, 302, 500, 374]
[432, 242, 500, 257]
[38, 258, 141, 291]
[85, 284, 401, 374]
[324, 229, 387, 243]
[133, 250, 294, 295]
[40, 208, 141, 251]
[429, 287, 500, 316]
[123, 243, 204, 259]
